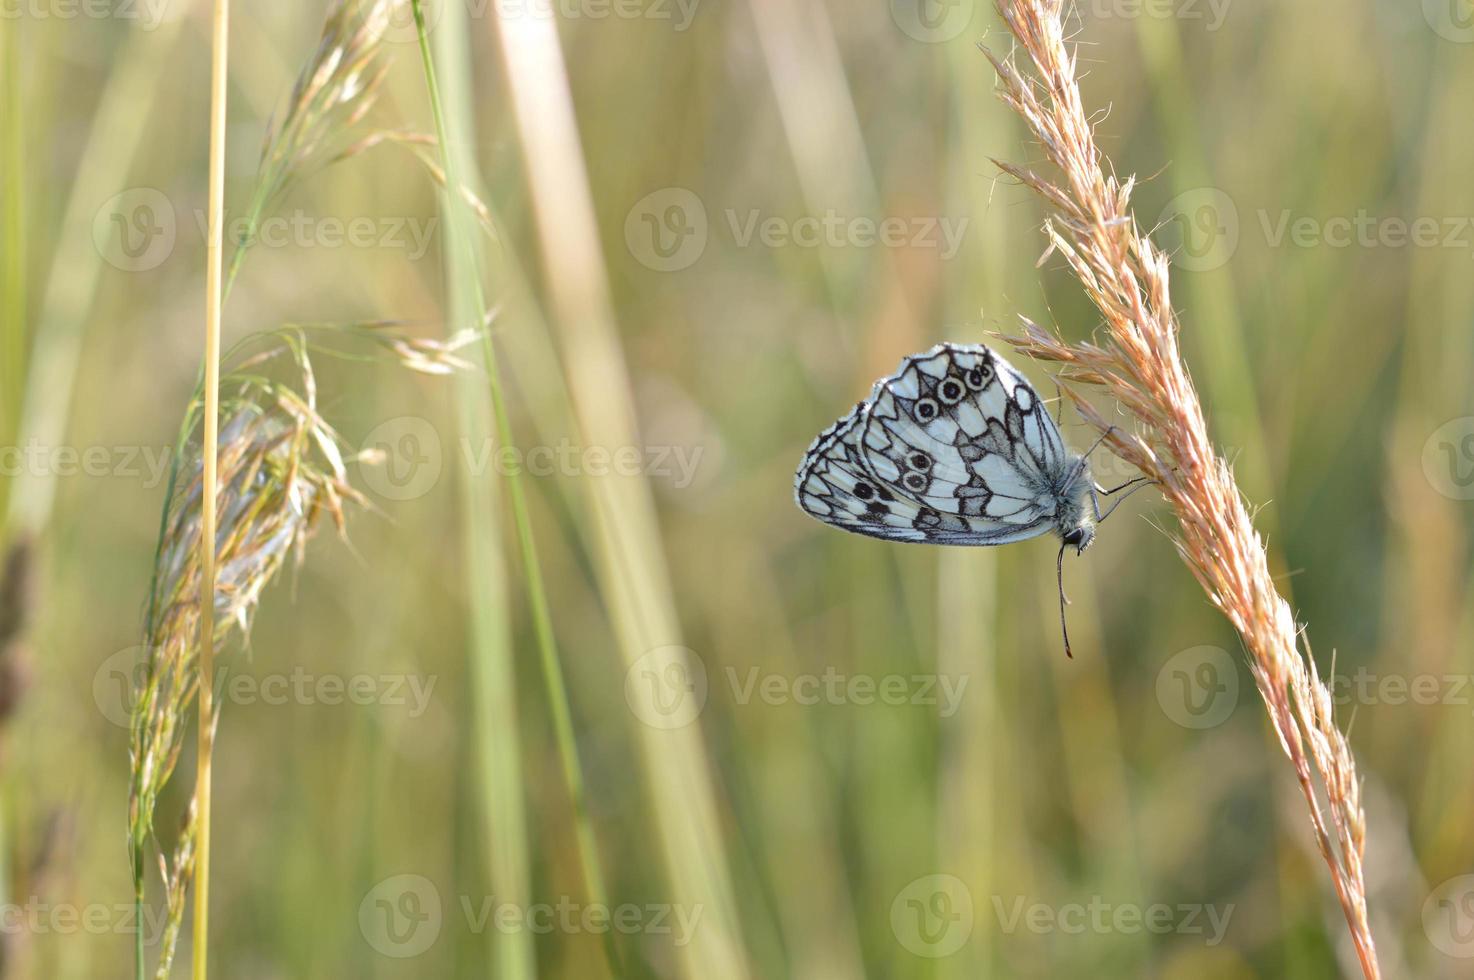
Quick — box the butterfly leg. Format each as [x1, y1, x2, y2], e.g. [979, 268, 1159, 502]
[1091, 476, 1154, 523]
[1096, 475, 1152, 496]
[1064, 424, 1121, 489]
[1080, 424, 1120, 461]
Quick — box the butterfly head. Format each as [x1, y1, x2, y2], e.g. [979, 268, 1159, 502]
[1061, 523, 1095, 556]
[1056, 461, 1097, 555]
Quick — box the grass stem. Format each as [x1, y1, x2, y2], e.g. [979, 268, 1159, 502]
[410, 2, 617, 973]
[192, 0, 231, 976]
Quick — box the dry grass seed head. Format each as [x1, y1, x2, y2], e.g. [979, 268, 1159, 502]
[986, 2, 1380, 975]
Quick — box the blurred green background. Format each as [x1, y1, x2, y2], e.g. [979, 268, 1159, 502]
[2, 0, 1473, 977]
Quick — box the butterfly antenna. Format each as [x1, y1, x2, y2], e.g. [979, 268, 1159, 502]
[1057, 541, 1073, 659]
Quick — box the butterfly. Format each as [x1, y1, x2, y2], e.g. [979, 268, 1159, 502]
[793, 342, 1144, 656]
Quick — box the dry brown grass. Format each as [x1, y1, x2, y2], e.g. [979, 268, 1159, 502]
[984, 2, 1380, 975]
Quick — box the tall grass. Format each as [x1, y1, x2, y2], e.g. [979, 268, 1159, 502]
[411, 0, 618, 973]
[419, 3, 537, 976]
[488, 6, 751, 976]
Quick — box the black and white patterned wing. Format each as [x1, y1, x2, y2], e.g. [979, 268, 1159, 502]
[858, 343, 1071, 544]
[794, 403, 936, 542]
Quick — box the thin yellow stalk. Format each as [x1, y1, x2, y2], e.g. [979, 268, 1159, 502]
[193, 0, 231, 976]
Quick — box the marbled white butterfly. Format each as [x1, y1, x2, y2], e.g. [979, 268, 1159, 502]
[794, 342, 1142, 655]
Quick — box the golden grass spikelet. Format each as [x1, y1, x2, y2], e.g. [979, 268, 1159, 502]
[984, 2, 1381, 976]
[255, 0, 396, 213]
[126, 324, 468, 976]
[127, 335, 368, 975]
[152, 801, 198, 980]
